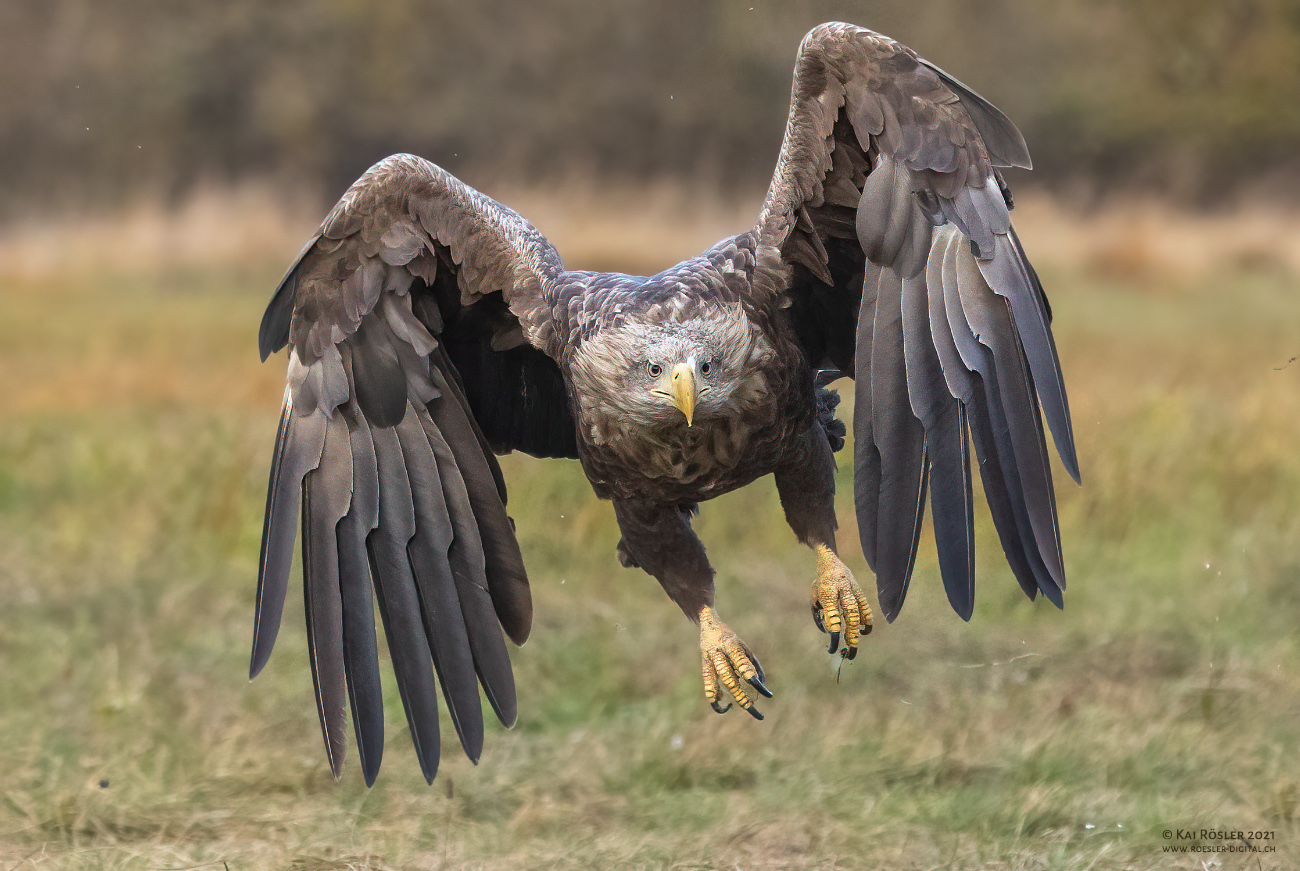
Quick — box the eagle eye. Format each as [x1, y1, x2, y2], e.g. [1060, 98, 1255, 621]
[647, 362, 663, 378]
[700, 360, 713, 376]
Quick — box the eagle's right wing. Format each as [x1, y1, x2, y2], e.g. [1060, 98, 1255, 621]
[255, 154, 576, 786]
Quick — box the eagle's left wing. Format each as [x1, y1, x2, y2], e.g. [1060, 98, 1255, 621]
[751, 23, 1080, 622]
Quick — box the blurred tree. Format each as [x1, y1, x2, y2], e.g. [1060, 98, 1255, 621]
[1030, 0, 1300, 197]
[2, 0, 1297, 218]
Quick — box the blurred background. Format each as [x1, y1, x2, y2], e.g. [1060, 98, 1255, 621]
[5, 0, 1300, 216]
[3, 2, 1300, 870]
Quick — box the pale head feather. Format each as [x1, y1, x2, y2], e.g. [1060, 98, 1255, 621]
[570, 303, 775, 443]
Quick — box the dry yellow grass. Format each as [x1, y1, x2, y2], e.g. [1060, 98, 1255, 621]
[1013, 193, 1300, 282]
[2, 185, 1299, 869]
[9, 177, 1300, 281]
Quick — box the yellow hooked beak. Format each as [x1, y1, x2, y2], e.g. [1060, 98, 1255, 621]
[670, 362, 698, 426]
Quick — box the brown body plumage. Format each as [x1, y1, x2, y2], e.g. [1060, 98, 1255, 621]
[252, 23, 1078, 785]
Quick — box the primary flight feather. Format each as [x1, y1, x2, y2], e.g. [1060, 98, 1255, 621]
[252, 22, 1079, 784]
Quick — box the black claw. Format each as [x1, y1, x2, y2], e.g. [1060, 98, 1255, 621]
[811, 604, 825, 633]
[745, 648, 766, 685]
[744, 704, 764, 721]
[843, 645, 858, 661]
[710, 700, 731, 715]
[827, 630, 840, 655]
[747, 674, 773, 699]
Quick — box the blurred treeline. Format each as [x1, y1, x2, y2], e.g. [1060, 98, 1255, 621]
[5, 0, 1300, 218]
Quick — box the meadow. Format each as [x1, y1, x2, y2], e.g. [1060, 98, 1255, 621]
[1, 186, 1299, 870]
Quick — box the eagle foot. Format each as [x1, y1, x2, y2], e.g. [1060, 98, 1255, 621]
[699, 606, 771, 720]
[811, 545, 873, 659]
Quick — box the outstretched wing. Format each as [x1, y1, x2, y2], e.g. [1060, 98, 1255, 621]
[752, 23, 1080, 623]
[254, 154, 577, 786]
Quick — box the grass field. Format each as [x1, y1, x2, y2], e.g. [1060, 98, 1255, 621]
[2, 187, 1299, 870]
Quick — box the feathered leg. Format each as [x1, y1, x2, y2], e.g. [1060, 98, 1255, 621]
[775, 423, 874, 660]
[612, 499, 772, 719]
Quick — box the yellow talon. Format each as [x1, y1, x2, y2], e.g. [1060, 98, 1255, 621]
[699, 606, 770, 719]
[811, 545, 873, 660]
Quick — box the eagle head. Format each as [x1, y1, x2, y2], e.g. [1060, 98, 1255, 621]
[569, 304, 776, 442]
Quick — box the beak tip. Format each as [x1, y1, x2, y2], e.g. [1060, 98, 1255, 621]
[670, 362, 698, 427]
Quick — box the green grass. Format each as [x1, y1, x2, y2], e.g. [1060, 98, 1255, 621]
[2, 209, 1300, 870]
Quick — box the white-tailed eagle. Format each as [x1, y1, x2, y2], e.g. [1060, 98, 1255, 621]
[252, 22, 1079, 784]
